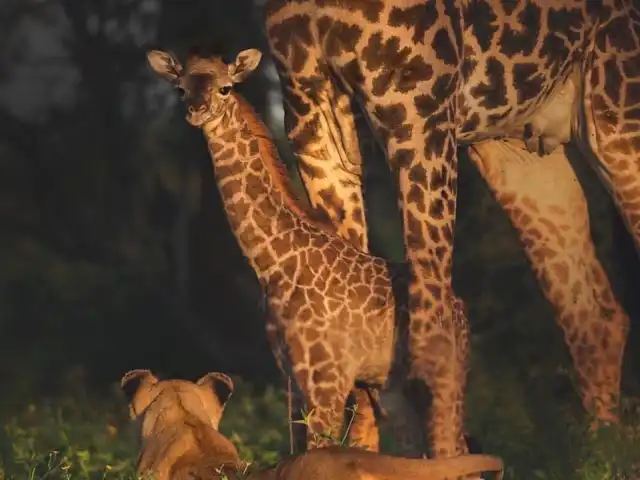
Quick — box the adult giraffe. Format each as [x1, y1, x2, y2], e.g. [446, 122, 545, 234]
[263, 0, 637, 460]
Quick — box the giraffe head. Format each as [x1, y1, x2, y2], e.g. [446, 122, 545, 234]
[146, 47, 263, 129]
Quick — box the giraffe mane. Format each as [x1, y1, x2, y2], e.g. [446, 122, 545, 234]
[234, 94, 338, 234]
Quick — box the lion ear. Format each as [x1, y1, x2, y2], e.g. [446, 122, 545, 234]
[196, 372, 234, 406]
[120, 369, 158, 403]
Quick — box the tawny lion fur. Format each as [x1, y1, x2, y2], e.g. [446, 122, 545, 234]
[121, 370, 504, 480]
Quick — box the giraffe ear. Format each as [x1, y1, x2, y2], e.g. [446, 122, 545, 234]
[228, 49, 262, 83]
[147, 49, 183, 84]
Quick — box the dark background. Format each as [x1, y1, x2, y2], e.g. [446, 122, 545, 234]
[1, 0, 639, 426]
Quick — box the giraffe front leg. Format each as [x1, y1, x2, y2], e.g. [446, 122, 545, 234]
[468, 139, 630, 425]
[387, 121, 469, 459]
[581, 25, 640, 257]
[409, 291, 470, 460]
[292, 367, 352, 449]
[290, 386, 310, 454]
[271, 56, 369, 251]
[295, 383, 380, 452]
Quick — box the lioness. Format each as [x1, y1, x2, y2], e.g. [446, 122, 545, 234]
[122, 369, 504, 480]
[121, 369, 243, 479]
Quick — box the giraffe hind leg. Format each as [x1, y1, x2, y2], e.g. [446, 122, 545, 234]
[581, 16, 640, 256]
[468, 139, 629, 425]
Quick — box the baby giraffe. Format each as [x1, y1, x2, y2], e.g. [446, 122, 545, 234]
[146, 47, 468, 458]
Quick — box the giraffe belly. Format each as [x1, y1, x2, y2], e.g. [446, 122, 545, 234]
[457, 65, 580, 154]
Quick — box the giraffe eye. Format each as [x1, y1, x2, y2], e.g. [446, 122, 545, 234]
[219, 85, 232, 96]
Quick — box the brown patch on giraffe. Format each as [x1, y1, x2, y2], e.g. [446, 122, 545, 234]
[432, 27, 458, 66]
[424, 121, 449, 158]
[405, 212, 427, 250]
[460, 112, 480, 133]
[471, 57, 508, 109]
[512, 63, 544, 104]
[315, 0, 385, 22]
[388, 3, 438, 44]
[465, 0, 499, 51]
[531, 246, 557, 263]
[408, 163, 427, 184]
[341, 59, 365, 87]
[461, 46, 478, 80]
[309, 342, 332, 365]
[237, 141, 247, 157]
[599, 13, 637, 52]
[220, 178, 242, 199]
[500, 3, 542, 56]
[291, 113, 321, 150]
[373, 104, 411, 143]
[548, 204, 567, 215]
[268, 15, 314, 73]
[352, 207, 364, 225]
[428, 165, 447, 190]
[396, 56, 435, 93]
[362, 34, 421, 96]
[550, 262, 570, 284]
[308, 249, 324, 270]
[415, 93, 440, 120]
[520, 195, 539, 213]
[258, 195, 278, 218]
[317, 185, 346, 220]
[441, 224, 454, 245]
[622, 75, 640, 106]
[317, 17, 363, 56]
[313, 275, 328, 292]
[434, 246, 447, 263]
[602, 57, 623, 106]
[388, 149, 414, 170]
[428, 198, 445, 220]
[253, 247, 275, 273]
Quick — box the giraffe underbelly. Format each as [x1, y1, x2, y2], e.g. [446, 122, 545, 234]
[457, 64, 580, 154]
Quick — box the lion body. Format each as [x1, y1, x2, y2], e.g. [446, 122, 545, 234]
[122, 369, 503, 480]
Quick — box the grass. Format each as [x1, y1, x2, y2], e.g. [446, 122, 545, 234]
[0, 376, 290, 480]
[1, 373, 640, 480]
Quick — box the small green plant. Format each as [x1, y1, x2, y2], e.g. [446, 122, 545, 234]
[1, 399, 138, 480]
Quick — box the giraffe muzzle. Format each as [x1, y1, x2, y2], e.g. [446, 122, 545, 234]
[186, 105, 213, 127]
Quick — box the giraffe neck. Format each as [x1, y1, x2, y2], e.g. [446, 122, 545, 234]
[202, 94, 311, 276]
